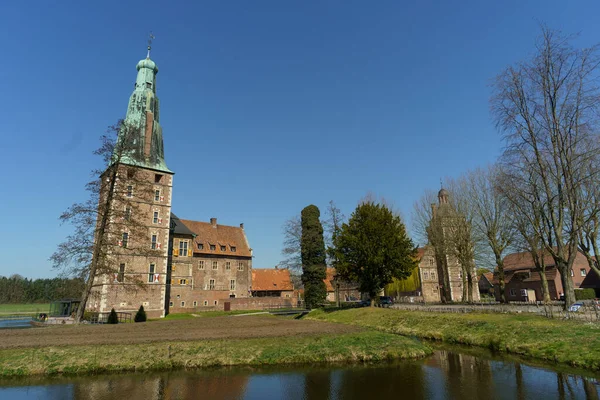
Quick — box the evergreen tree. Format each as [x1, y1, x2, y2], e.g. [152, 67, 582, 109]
[333, 201, 417, 306]
[107, 308, 119, 324]
[134, 305, 147, 322]
[300, 205, 327, 309]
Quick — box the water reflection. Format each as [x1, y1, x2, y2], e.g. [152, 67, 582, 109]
[1, 349, 599, 400]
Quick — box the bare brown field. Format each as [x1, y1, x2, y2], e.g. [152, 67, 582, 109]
[1, 316, 362, 349]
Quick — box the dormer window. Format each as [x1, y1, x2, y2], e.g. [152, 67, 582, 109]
[231, 246, 236, 252]
[220, 245, 226, 251]
[210, 244, 216, 251]
[146, 82, 152, 89]
[198, 243, 204, 250]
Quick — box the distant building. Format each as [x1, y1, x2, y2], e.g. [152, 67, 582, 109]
[418, 188, 480, 303]
[478, 272, 495, 298]
[492, 251, 600, 301]
[251, 268, 294, 298]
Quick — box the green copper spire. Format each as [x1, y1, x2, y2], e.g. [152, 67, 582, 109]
[115, 39, 171, 173]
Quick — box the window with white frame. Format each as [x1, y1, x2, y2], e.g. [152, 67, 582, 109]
[154, 189, 160, 202]
[148, 264, 155, 283]
[230, 279, 236, 290]
[209, 279, 215, 290]
[238, 262, 244, 271]
[431, 271, 436, 280]
[226, 261, 231, 270]
[179, 241, 188, 257]
[212, 261, 218, 270]
[198, 260, 205, 270]
[581, 269, 587, 276]
[423, 271, 429, 280]
[153, 211, 159, 224]
[570, 269, 574, 277]
[122, 232, 129, 248]
[151, 234, 157, 250]
[193, 301, 197, 307]
[117, 263, 125, 283]
[181, 301, 185, 307]
[203, 300, 208, 306]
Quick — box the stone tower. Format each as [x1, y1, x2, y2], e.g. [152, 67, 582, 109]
[87, 47, 174, 318]
[419, 188, 480, 303]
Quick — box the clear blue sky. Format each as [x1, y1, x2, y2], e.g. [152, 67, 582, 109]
[1, 1, 599, 278]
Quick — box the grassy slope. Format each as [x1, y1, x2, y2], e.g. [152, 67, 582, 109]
[307, 308, 600, 370]
[0, 331, 430, 377]
[0, 304, 50, 314]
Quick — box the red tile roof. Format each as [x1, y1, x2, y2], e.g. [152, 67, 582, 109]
[502, 251, 557, 271]
[324, 268, 336, 292]
[179, 219, 251, 257]
[252, 269, 294, 291]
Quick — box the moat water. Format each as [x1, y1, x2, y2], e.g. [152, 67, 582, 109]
[1, 347, 599, 400]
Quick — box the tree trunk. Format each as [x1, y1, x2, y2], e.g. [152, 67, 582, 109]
[538, 269, 551, 303]
[495, 255, 507, 303]
[557, 261, 576, 308]
[461, 265, 468, 302]
[75, 167, 118, 323]
[467, 270, 474, 303]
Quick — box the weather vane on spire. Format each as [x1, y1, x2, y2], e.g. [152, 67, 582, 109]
[440, 178, 443, 189]
[147, 32, 155, 59]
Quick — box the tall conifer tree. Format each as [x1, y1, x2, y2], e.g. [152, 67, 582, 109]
[300, 205, 327, 309]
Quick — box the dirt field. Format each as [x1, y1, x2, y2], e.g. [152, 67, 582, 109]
[1, 315, 362, 349]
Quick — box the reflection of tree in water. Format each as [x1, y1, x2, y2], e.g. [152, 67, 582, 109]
[72, 372, 249, 400]
[303, 370, 331, 400]
[334, 363, 426, 400]
[439, 351, 493, 400]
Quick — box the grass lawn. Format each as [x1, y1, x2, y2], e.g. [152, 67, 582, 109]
[307, 308, 600, 370]
[0, 304, 50, 314]
[0, 330, 430, 377]
[160, 310, 266, 320]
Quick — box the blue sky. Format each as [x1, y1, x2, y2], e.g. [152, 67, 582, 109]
[1, 1, 600, 278]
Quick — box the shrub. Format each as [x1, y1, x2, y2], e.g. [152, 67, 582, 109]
[575, 289, 596, 300]
[107, 308, 119, 324]
[134, 305, 147, 322]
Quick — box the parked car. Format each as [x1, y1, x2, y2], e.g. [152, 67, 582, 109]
[360, 299, 371, 307]
[569, 302, 583, 312]
[379, 296, 393, 307]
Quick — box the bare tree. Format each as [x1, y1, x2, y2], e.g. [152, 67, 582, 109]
[453, 166, 515, 303]
[323, 200, 346, 266]
[491, 27, 600, 307]
[51, 121, 159, 322]
[279, 214, 302, 272]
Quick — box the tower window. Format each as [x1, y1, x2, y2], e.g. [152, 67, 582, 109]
[146, 82, 152, 89]
[126, 185, 133, 198]
[153, 211, 159, 224]
[148, 264, 155, 283]
[155, 174, 162, 183]
[122, 232, 129, 248]
[154, 190, 160, 201]
[151, 234, 157, 250]
[124, 207, 131, 221]
[117, 263, 125, 283]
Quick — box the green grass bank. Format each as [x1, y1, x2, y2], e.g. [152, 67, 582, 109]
[0, 304, 50, 314]
[307, 308, 600, 370]
[0, 331, 430, 377]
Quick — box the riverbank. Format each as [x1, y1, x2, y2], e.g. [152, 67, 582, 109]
[306, 308, 600, 370]
[0, 316, 430, 377]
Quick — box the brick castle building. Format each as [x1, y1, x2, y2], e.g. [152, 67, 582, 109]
[86, 49, 262, 318]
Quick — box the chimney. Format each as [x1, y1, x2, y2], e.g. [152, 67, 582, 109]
[210, 218, 217, 227]
[240, 223, 244, 229]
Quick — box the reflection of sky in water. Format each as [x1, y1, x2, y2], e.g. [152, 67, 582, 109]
[1, 351, 599, 400]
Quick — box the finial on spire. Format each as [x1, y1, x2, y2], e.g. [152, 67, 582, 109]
[147, 32, 155, 59]
[440, 178, 443, 189]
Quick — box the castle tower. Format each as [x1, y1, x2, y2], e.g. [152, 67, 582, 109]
[88, 44, 174, 318]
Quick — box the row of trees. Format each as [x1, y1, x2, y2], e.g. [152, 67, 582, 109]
[414, 27, 600, 307]
[0, 275, 84, 304]
[287, 198, 417, 308]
